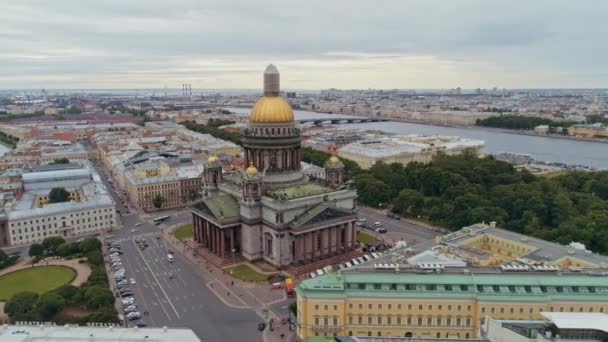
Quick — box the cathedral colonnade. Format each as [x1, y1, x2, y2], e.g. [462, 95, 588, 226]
[192, 214, 241, 258]
[291, 221, 357, 264]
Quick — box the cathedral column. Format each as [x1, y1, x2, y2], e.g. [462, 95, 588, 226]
[293, 236, 299, 263]
[209, 224, 217, 253]
[220, 230, 226, 258]
[303, 233, 308, 261]
[230, 228, 236, 256]
[328, 226, 334, 255]
[322, 228, 329, 256]
[213, 226, 218, 254]
[351, 222, 357, 250]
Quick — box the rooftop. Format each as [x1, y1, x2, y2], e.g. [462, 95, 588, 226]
[0, 324, 200, 342]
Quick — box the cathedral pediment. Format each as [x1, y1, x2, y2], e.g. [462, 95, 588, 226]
[290, 203, 355, 229]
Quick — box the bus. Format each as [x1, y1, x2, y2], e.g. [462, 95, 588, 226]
[153, 215, 170, 223]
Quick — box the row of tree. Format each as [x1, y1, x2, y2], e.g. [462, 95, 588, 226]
[182, 120, 241, 145]
[6, 237, 118, 324]
[476, 115, 576, 130]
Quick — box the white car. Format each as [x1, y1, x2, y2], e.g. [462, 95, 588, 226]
[134, 223, 142, 227]
[121, 298, 135, 305]
[129, 278, 136, 284]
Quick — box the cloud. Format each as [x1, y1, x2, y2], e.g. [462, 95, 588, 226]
[0, 0, 607, 88]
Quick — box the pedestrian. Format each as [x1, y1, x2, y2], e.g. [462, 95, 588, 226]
[231, 281, 234, 286]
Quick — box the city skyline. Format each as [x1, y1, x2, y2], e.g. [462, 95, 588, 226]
[2, 0, 608, 89]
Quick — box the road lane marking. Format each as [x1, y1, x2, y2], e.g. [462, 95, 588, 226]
[134, 240, 181, 319]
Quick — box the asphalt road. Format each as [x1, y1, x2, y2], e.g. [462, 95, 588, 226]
[109, 223, 261, 341]
[357, 207, 442, 245]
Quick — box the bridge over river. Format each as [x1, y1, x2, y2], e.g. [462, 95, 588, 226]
[297, 117, 388, 125]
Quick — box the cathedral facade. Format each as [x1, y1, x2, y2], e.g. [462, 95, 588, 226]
[190, 65, 359, 271]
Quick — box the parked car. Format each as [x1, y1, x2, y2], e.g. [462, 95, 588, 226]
[127, 312, 141, 321]
[121, 292, 134, 297]
[129, 278, 136, 285]
[375, 227, 387, 234]
[124, 307, 138, 314]
[373, 222, 383, 227]
[134, 321, 146, 327]
[122, 298, 135, 305]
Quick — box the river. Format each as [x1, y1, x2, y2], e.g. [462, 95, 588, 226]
[224, 107, 608, 170]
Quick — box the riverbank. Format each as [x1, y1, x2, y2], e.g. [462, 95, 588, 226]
[312, 111, 608, 144]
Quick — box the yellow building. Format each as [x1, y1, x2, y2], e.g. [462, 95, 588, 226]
[568, 123, 608, 138]
[295, 224, 608, 340]
[123, 155, 205, 211]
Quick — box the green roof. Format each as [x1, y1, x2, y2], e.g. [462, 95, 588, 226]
[279, 183, 332, 199]
[203, 194, 239, 219]
[296, 272, 608, 302]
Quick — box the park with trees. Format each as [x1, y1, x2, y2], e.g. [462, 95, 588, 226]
[1, 237, 118, 325]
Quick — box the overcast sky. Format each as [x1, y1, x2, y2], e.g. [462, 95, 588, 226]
[1, 0, 607, 89]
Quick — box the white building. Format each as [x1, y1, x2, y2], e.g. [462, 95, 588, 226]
[0, 324, 200, 342]
[0, 163, 117, 246]
[484, 312, 608, 342]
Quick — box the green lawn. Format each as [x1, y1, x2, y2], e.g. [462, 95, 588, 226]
[357, 231, 378, 245]
[223, 264, 267, 282]
[174, 224, 193, 240]
[0, 266, 76, 300]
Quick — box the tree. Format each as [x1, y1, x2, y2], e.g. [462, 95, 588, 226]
[4, 291, 39, 321]
[288, 301, 297, 317]
[354, 174, 390, 207]
[42, 236, 66, 254]
[36, 292, 65, 320]
[78, 238, 101, 254]
[50, 158, 69, 164]
[28, 243, 44, 258]
[152, 194, 165, 209]
[48, 187, 70, 204]
[83, 286, 114, 309]
[189, 189, 199, 202]
[85, 250, 103, 266]
[56, 242, 80, 257]
[52, 285, 79, 305]
[65, 105, 83, 114]
[392, 189, 424, 217]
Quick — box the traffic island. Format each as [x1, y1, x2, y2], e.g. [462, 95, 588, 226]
[173, 223, 193, 240]
[356, 231, 378, 245]
[223, 264, 268, 282]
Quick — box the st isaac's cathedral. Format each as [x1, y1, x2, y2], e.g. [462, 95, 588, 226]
[191, 65, 359, 274]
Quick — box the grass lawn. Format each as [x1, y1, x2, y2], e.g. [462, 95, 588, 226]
[223, 264, 267, 282]
[174, 224, 193, 240]
[0, 265, 76, 300]
[541, 170, 570, 178]
[357, 231, 378, 245]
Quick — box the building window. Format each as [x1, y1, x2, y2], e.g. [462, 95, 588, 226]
[377, 316, 382, 325]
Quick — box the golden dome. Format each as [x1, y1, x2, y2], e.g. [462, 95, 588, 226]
[208, 154, 218, 163]
[246, 162, 258, 174]
[329, 155, 340, 163]
[250, 96, 294, 123]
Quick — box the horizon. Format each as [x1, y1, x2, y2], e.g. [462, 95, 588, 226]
[2, 1, 608, 89]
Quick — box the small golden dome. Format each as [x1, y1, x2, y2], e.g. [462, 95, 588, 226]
[250, 96, 294, 123]
[208, 154, 218, 163]
[246, 162, 258, 174]
[329, 155, 340, 163]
